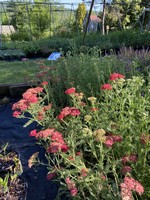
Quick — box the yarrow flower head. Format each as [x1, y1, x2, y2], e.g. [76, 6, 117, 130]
[65, 177, 78, 196]
[109, 73, 125, 81]
[121, 166, 132, 175]
[13, 111, 21, 117]
[28, 152, 39, 168]
[47, 172, 57, 180]
[121, 176, 144, 196]
[29, 129, 37, 137]
[101, 84, 112, 90]
[88, 97, 97, 102]
[104, 133, 122, 148]
[65, 87, 76, 95]
[41, 81, 48, 85]
[47, 141, 68, 153]
[121, 154, 138, 164]
[57, 106, 80, 120]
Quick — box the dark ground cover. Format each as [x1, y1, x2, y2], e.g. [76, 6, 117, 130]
[0, 99, 58, 200]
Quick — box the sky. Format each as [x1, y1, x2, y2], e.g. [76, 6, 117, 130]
[0, 0, 102, 11]
[0, 0, 84, 2]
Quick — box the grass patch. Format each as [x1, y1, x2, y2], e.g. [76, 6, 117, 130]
[0, 60, 40, 84]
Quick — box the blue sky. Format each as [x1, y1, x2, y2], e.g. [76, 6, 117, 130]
[0, 0, 101, 11]
[0, 0, 83, 2]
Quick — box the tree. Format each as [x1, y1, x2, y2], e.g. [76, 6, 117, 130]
[111, 0, 144, 28]
[76, 2, 86, 31]
[102, 0, 106, 34]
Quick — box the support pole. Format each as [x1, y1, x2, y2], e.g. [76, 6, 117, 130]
[49, 3, 52, 36]
[83, 0, 95, 43]
[0, 3, 2, 49]
[26, 3, 32, 41]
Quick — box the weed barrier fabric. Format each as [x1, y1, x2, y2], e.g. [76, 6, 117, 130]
[0, 99, 58, 200]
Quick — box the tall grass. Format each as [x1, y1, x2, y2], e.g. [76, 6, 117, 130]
[0, 47, 149, 110]
[30, 47, 149, 111]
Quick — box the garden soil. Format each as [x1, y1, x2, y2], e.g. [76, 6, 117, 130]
[0, 98, 58, 200]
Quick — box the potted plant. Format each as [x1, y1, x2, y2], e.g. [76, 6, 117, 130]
[0, 143, 27, 200]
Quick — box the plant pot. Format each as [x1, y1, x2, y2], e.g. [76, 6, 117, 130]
[0, 148, 23, 176]
[0, 144, 27, 200]
[0, 175, 27, 200]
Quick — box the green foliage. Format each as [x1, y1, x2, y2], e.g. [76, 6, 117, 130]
[0, 59, 40, 84]
[14, 75, 150, 199]
[2, 31, 150, 56]
[10, 31, 30, 42]
[0, 174, 9, 194]
[30, 1, 50, 39]
[6, 0, 76, 40]
[25, 46, 149, 111]
[111, 0, 144, 28]
[75, 3, 87, 31]
[0, 49, 25, 60]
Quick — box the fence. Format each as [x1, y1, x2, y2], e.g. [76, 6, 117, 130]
[0, 1, 150, 48]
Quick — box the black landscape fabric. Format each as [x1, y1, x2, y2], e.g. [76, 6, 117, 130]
[0, 99, 58, 200]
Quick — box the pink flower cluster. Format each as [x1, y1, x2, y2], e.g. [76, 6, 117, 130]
[100, 73, 125, 91]
[104, 133, 122, 148]
[47, 172, 57, 180]
[65, 87, 76, 95]
[80, 168, 88, 177]
[12, 86, 44, 117]
[57, 107, 80, 120]
[65, 177, 78, 196]
[121, 154, 138, 164]
[101, 84, 112, 90]
[29, 128, 68, 153]
[12, 99, 30, 113]
[121, 166, 132, 175]
[120, 176, 144, 200]
[109, 73, 125, 81]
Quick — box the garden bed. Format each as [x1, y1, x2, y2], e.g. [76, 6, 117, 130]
[0, 83, 32, 98]
[0, 99, 58, 200]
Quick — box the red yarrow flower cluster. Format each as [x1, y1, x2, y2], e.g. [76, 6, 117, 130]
[41, 81, 48, 85]
[47, 142, 68, 153]
[80, 168, 88, 177]
[65, 177, 78, 196]
[65, 87, 76, 95]
[26, 87, 43, 94]
[120, 176, 144, 200]
[29, 130, 37, 137]
[57, 107, 80, 120]
[12, 86, 44, 117]
[12, 99, 29, 112]
[121, 154, 138, 164]
[22, 91, 38, 103]
[35, 128, 58, 139]
[101, 84, 112, 90]
[47, 172, 57, 180]
[104, 133, 122, 148]
[109, 73, 125, 81]
[29, 128, 68, 154]
[121, 166, 132, 175]
[13, 111, 22, 117]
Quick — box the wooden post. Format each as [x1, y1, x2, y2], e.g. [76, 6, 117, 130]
[102, 0, 106, 35]
[0, 3, 2, 49]
[49, 3, 52, 36]
[26, 3, 32, 41]
[83, 0, 95, 43]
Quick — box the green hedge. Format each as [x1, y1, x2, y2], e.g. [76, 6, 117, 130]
[1, 30, 150, 57]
